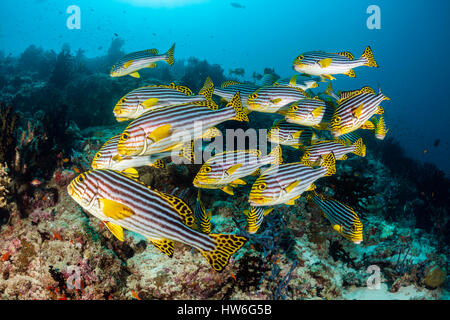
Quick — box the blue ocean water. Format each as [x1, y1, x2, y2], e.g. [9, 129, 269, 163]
[1, 0, 448, 174]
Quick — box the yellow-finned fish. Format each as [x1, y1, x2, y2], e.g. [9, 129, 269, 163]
[330, 86, 390, 137]
[194, 190, 212, 234]
[193, 145, 283, 195]
[261, 74, 320, 90]
[301, 138, 366, 166]
[243, 206, 274, 234]
[307, 191, 363, 244]
[267, 120, 316, 149]
[67, 169, 247, 272]
[246, 85, 309, 113]
[117, 92, 248, 157]
[113, 79, 216, 122]
[293, 46, 378, 79]
[91, 134, 169, 172]
[284, 97, 329, 127]
[249, 153, 336, 207]
[370, 115, 388, 140]
[110, 43, 175, 78]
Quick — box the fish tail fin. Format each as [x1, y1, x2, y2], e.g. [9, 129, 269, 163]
[200, 234, 247, 272]
[378, 85, 390, 101]
[321, 152, 336, 176]
[228, 92, 249, 122]
[165, 43, 175, 65]
[352, 138, 366, 157]
[267, 144, 283, 166]
[361, 46, 378, 67]
[199, 76, 218, 107]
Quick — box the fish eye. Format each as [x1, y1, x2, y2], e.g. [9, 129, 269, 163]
[121, 132, 129, 140]
[77, 174, 85, 183]
[250, 93, 258, 99]
[292, 104, 299, 111]
[304, 151, 310, 158]
[203, 166, 212, 173]
[297, 55, 304, 60]
[121, 98, 126, 103]
[94, 152, 101, 159]
[258, 183, 267, 191]
[333, 116, 341, 123]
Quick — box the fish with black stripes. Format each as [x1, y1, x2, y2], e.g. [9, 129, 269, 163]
[194, 190, 212, 234]
[370, 115, 388, 140]
[243, 206, 274, 234]
[293, 46, 378, 79]
[330, 86, 390, 137]
[113, 79, 216, 122]
[117, 92, 248, 157]
[268, 120, 317, 148]
[246, 85, 310, 113]
[249, 153, 336, 206]
[193, 145, 283, 195]
[110, 43, 175, 78]
[284, 97, 329, 127]
[301, 138, 366, 166]
[307, 191, 363, 243]
[91, 134, 169, 172]
[67, 169, 247, 272]
[261, 74, 320, 90]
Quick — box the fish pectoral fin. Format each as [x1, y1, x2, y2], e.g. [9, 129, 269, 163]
[226, 163, 243, 176]
[150, 238, 174, 258]
[332, 224, 343, 232]
[318, 58, 332, 68]
[284, 180, 300, 193]
[123, 60, 133, 69]
[104, 221, 125, 241]
[148, 124, 172, 142]
[270, 98, 282, 104]
[345, 69, 356, 77]
[306, 183, 316, 191]
[100, 199, 135, 220]
[312, 106, 324, 118]
[221, 186, 234, 195]
[141, 98, 159, 108]
[352, 104, 364, 119]
[116, 117, 129, 122]
[232, 178, 246, 185]
[264, 208, 274, 216]
[122, 167, 139, 180]
[129, 72, 140, 78]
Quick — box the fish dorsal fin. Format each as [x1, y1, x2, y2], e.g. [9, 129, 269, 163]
[147, 48, 159, 54]
[150, 159, 165, 168]
[142, 98, 159, 109]
[200, 127, 222, 139]
[157, 192, 196, 229]
[147, 84, 193, 95]
[148, 124, 172, 142]
[100, 198, 135, 220]
[318, 58, 332, 68]
[190, 100, 218, 110]
[336, 51, 354, 60]
[122, 167, 139, 180]
[123, 60, 133, 69]
[339, 86, 375, 103]
[149, 238, 174, 258]
[104, 221, 125, 241]
[294, 87, 310, 97]
[221, 80, 241, 88]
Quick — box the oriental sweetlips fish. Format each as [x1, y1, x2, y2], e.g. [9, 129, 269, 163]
[110, 43, 175, 78]
[193, 145, 283, 195]
[370, 115, 388, 140]
[330, 86, 390, 137]
[246, 85, 310, 113]
[91, 134, 169, 172]
[117, 92, 248, 157]
[243, 206, 274, 234]
[293, 46, 378, 79]
[211, 79, 260, 107]
[113, 80, 216, 122]
[268, 120, 316, 148]
[284, 97, 328, 127]
[307, 191, 363, 244]
[67, 169, 247, 272]
[301, 138, 366, 166]
[249, 153, 336, 206]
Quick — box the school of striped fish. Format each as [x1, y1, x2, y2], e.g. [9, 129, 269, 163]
[68, 43, 390, 272]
